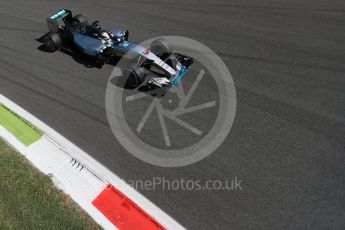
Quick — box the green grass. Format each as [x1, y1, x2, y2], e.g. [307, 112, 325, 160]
[0, 105, 42, 146]
[0, 139, 100, 230]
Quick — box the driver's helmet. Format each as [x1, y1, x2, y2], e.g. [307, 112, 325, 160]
[95, 24, 101, 30]
[101, 31, 110, 40]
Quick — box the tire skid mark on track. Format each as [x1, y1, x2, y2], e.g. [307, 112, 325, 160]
[237, 87, 345, 144]
[0, 72, 109, 127]
[0, 47, 107, 87]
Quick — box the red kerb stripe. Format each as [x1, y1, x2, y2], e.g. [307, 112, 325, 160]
[92, 185, 166, 230]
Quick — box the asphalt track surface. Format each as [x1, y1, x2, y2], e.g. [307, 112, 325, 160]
[0, 0, 345, 229]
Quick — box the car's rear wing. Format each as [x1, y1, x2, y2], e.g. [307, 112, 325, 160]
[46, 9, 73, 33]
[49, 9, 72, 21]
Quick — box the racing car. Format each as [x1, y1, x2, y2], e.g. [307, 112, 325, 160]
[43, 9, 193, 90]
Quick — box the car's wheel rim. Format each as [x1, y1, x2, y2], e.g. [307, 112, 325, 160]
[44, 38, 55, 51]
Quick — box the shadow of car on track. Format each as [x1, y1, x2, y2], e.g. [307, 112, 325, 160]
[36, 35, 120, 69]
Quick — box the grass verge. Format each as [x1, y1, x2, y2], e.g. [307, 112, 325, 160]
[0, 104, 42, 146]
[0, 138, 100, 229]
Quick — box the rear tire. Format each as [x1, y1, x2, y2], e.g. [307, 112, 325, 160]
[43, 33, 62, 52]
[124, 30, 129, 41]
[73, 14, 88, 24]
[150, 38, 172, 61]
[124, 63, 146, 89]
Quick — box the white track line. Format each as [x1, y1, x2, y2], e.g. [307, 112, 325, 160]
[0, 94, 185, 230]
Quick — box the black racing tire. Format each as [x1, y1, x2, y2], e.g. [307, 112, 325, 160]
[43, 33, 62, 52]
[150, 38, 173, 61]
[73, 14, 88, 24]
[95, 57, 105, 68]
[124, 63, 146, 89]
[124, 30, 129, 41]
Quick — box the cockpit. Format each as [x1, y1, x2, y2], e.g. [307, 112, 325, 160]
[79, 24, 116, 43]
[79, 24, 100, 37]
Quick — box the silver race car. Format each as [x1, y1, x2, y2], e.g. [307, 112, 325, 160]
[43, 9, 193, 90]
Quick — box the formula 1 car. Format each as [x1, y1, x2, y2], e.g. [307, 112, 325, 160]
[43, 9, 193, 90]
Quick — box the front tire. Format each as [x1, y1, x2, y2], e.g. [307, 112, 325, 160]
[73, 14, 88, 24]
[124, 63, 146, 89]
[43, 33, 62, 52]
[150, 38, 172, 61]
